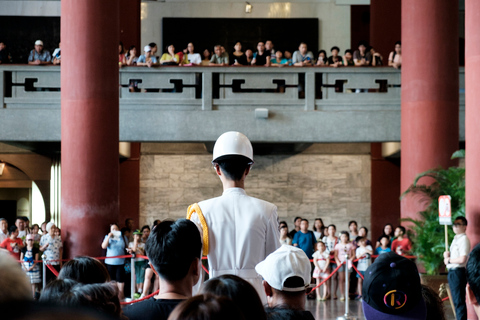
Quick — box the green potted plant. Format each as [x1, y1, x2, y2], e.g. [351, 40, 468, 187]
[400, 150, 465, 277]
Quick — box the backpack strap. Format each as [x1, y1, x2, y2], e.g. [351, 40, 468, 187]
[187, 203, 209, 256]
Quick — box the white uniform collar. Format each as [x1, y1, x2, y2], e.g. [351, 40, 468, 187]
[222, 187, 247, 196]
[454, 233, 466, 239]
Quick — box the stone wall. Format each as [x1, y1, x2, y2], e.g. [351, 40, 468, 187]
[139, 145, 371, 233]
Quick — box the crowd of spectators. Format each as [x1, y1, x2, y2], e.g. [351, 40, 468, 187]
[278, 217, 411, 302]
[2, 214, 475, 320]
[0, 39, 402, 69]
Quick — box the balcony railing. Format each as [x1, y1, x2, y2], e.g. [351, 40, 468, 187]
[0, 65, 465, 142]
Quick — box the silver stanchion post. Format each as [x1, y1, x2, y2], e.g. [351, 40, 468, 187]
[42, 254, 47, 290]
[337, 254, 356, 320]
[131, 253, 136, 300]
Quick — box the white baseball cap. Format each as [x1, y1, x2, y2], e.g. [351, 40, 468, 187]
[144, 45, 152, 52]
[212, 131, 254, 163]
[255, 245, 311, 292]
[35, 40, 43, 46]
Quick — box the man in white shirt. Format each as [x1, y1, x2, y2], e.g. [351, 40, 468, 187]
[0, 218, 8, 243]
[188, 131, 280, 303]
[15, 217, 27, 239]
[444, 216, 471, 320]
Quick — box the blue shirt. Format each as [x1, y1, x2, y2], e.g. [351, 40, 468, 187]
[292, 231, 316, 259]
[375, 247, 391, 255]
[104, 235, 126, 265]
[28, 49, 51, 63]
[137, 55, 158, 64]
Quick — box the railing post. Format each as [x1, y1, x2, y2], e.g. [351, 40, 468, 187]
[305, 71, 315, 111]
[336, 255, 356, 320]
[202, 71, 212, 111]
[0, 69, 4, 108]
[131, 253, 136, 300]
[42, 254, 46, 290]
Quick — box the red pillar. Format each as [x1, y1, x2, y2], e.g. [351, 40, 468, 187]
[61, 0, 120, 258]
[400, 0, 459, 221]
[465, 4, 480, 318]
[465, 0, 480, 252]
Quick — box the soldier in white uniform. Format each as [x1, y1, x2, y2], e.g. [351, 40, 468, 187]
[188, 131, 280, 303]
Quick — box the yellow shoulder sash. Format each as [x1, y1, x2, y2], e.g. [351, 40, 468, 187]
[187, 203, 209, 256]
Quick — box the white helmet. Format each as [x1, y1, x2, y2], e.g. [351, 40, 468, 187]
[212, 131, 254, 163]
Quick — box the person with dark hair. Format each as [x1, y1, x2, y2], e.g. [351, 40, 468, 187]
[288, 217, 302, 239]
[327, 46, 343, 67]
[353, 40, 371, 66]
[202, 275, 266, 320]
[343, 49, 354, 66]
[182, 42, 202, 65]
[312, 218, 325, 240]
[375, 235, 391, 255]
[292, 219, 316, 259]
[64, 282, 126, 319]
[0, 41, 12, 64]
[167, 294, 245, 320]
[128, 229, 147, 295]
[148, 42, 158, 58]
[388, 41, 402, 69]
[316, 50, 327, 66]
[421, 284, 446, 320]
[292, 42, 314, 66]
[160, 44, 180, 65]
[348, 220, 358, 241]
[15, 217, 27, 239]
[279, 225, 291, 246]
[101, 223, 128, 299]
[21, 234, 41, 298]
[119, 42, 126, 65]
[375, 223, 394, 248]
[122, 219, 201, 320]
[0, 218, 8, 243]
[201, 48, 211, 66]
[39, 279, 78, 302]
[334, 231, 354, 301]
[125, 218, 134, 233]
[251, 42, 271, 66]
[391, 225, 412, 256]
[466, 243, 480, 318]
[58, 256, 110, 284]
[369, 46, 383, 66]
[444, 216, 470, 320]
[231, 42, 248, 66]
[153, 219, 161, 227]
[322, 224, 338, 299]
[187, 131, 280, 303]
[255, 246, 315, 320]
[0, 225, 24, 259]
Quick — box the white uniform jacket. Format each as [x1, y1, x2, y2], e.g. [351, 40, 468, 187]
[190, 187, 280, 302]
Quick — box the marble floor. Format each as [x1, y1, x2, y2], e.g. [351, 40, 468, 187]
[304, 298, 456, 320]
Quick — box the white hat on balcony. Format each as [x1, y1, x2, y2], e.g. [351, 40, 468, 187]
[35, 40, 43, 46]
[144, 45, 152, 53]
[212, 131, 254, 163]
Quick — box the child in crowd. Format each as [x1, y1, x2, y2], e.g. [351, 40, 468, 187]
[31, 224, 41, 243]
[355, 236, 373, 300]
[312, 241, 330, 301]
[279, 225, 292, 245]
[128, 229, 147, 297]
[334, 231, 354, 301]
[375, 235, 392, 255]
[322, 224, 338, 299]
[0, 225, 24, 259]
[20, 234, 41, 298]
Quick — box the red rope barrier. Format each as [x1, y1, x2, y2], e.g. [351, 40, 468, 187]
[351, 263, 364, 280]
[45, 263, 59, 277]
[308, 261, 345, 295]
[120, 289, 160, 305]
[442, 297, 449, 302]
[202, 264, 209, 275]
